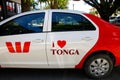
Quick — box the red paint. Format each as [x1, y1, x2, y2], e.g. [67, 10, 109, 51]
[75, 14, 120, 68]
[6, 42, 31, 53]
[15, 42, 22, 53]
[51, 49, 79, 55]
[6, 42, 15, 53]
[51, 40, 79, 55]
[23, 42, 31, 53]
[52, 42, 55, 47]
[57, 40, 66, 48]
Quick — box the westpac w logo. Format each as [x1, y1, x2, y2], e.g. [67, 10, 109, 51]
[6, 42, 31, 53]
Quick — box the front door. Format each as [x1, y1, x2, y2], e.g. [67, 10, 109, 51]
[0, 12, 48, 68]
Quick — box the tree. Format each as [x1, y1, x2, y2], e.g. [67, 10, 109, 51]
[39, 0, 68, 9]
[57, 0, 68, 9]
[89, 8, 99, 16]
[38, 0, 48, 9]
[115, 7, 120, 16]
[38, 0, 57, 9]
[21, 0, 34, 12]
[21, 0, 68, 12]
[84, 0, 120, 21]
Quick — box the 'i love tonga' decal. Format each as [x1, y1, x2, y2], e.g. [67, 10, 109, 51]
[51, 40, 79, 55]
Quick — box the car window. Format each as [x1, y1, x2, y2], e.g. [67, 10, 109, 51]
[52, 12, 96, 32]
[109, 17, 116, 20]
[0, 13, 45, 36]
[117, 17, 120, 19]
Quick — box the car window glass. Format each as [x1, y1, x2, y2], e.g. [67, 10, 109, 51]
[52, 12, 96, 32]
[117, 17, 120, 19]
[0, 13, 45, 36]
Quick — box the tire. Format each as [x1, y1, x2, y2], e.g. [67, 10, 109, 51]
[84, 54, 113, 79]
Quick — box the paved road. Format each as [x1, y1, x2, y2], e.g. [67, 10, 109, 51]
[0, 66, 120, 80]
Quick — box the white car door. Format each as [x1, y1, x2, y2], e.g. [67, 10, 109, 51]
[46, 11, 99, 68]
[0, 12, 48, 68]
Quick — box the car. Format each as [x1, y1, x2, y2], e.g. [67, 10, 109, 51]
[109, 16, 116, 24]
[114, 16, 120, 25]
[0, 10, 120, 79]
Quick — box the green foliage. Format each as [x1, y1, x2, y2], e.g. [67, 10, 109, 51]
[39, 0, 68, 9]
[21, 0, 38, 12]
[43, 6, 50, 9]
[21, 0, 68, 12]
[38, 0, 48, 3]
[23, 0, 34, 3]
[58, 0, 68, 9]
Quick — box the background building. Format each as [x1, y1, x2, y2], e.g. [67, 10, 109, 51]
[0, 0, 21, 21]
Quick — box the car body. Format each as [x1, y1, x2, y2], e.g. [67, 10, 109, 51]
[114, 16, 120, 25]
[0, 10, 120, 78]
[109, 16, 116, 24]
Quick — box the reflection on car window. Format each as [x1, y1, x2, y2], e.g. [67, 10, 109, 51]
[0, 13, 45, 36]
[52, 12, 96, 32]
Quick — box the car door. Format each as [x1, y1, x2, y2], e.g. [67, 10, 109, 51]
[0, 12, 48, 68]
[46, 11, 99, 68]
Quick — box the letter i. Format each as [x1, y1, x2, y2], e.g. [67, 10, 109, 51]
[52, 42, 55, 48]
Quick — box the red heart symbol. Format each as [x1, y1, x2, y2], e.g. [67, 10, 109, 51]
[57, 40, 66, 48]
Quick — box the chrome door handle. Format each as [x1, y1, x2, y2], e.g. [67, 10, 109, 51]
[33, 39, 44, 43]
[81, 37, 92, 41]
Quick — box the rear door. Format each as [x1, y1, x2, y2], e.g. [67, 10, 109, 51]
[46, 11, 99, 68]
[0, 11, 48, 68]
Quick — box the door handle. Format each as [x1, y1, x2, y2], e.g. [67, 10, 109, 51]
[81, 37, 92, 41]
[33, 39, 44, 43]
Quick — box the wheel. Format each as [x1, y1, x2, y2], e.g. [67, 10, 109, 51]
[84, 54, 113, 79]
